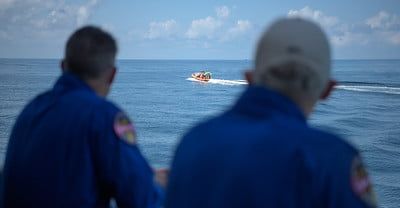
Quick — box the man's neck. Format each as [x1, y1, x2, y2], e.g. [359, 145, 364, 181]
[260, 83, 315, 118]
[85, 78, 108, 97]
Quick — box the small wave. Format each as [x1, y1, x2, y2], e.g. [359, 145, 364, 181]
[187, 78, 247, 86]
[187, 78, 400, 95]
[335, 85, 400, 95]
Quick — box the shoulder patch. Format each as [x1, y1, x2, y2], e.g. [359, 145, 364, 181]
[351, 156, 377, 207]
[113, 112, 136, 145]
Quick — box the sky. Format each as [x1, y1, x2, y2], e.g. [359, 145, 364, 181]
[0, 0, 399, 59]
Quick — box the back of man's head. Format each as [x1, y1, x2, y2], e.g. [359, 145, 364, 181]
[64, 26, 117, 80]
[253, 18, 331, 101]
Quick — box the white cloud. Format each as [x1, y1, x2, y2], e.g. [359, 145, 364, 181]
[216, 6, 230, 18]
[100, 23, 115, 33]
[202, 42, 211, 48]
[331, 25, 400, 47]
[366, 11, 400, 30]
[363, 11, 400, 46]
[185, 16, 222, 39]
[366, 11, 390, 29]
[223, 20, 252, 41]
[144, 19, 178, 39]
[288, 6, 350, 47]
[286, 6, 400, 48]
[0, 0, 15, 10]
[229, 20, 251, 33]
[0, 0, 100, 40]
[331, 32, 369, 47]
[77, 0, 98, 26]
[184, 6, 249, 41]
[388, 32, 400, 45]
[380, 31, 400, 45]
[288, 6, 339, 28]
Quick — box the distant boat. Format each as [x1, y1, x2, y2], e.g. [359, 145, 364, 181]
[191, 71, 212, 82]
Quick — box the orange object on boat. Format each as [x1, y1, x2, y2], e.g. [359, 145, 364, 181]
[192, 71, 212, 82]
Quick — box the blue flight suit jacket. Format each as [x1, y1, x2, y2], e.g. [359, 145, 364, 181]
[3, 73, 162, 208]
[166, 86, 376, 208]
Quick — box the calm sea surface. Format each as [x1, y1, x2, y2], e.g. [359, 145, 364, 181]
[0, 59, 399, 207]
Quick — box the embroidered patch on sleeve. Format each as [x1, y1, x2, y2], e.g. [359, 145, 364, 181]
[351, 156, 377, 207]
[113, 112, 136, 145]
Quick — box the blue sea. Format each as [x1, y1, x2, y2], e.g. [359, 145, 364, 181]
[0, 59, 399, 207]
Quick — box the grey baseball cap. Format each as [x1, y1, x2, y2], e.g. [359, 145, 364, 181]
[254, 18, 331, 88]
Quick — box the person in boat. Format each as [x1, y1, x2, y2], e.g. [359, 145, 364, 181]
[203, 72, 211, 79]
[195, 71, 210, 80]
[165, 18, 376, 208]
[2, 26, 166, 208]
[201, 71, 207, 79]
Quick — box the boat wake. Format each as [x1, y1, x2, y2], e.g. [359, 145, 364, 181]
[336, 84, 400, 95]
[187, 78, 400, 95]
[187, 78, 247, 86]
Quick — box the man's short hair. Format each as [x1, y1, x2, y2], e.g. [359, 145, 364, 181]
[253, 18, 331, 100]
[64, 26, 117, 79]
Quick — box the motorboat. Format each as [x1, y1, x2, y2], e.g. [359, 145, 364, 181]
[192, 71, 212, 82]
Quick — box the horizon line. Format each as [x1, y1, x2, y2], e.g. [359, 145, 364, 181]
[1, 58, 400, 61]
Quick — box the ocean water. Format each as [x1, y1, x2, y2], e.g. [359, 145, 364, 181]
[0, 59, 399, 207]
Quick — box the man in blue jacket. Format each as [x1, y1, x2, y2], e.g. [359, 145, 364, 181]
[166, 18, 377, 207]
[3, 26, 165, 207]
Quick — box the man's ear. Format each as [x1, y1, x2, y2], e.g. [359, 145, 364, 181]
[108, 67, 117, 85]
[244, 70, 254, 85]
[320, 80, 337, 100]
[60, 60, 66, 72]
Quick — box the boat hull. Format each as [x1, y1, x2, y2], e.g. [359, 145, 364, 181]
[191, 73, 210, 82]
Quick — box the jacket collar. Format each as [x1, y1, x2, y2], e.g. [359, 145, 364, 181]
[53, 72, 95, 95]
[232, 85, 306, 124]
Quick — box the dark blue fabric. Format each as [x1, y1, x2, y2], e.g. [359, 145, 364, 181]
[3, 73, 162, 208]
[0, 171, 3, 208]
[166, 86, 370, 208]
